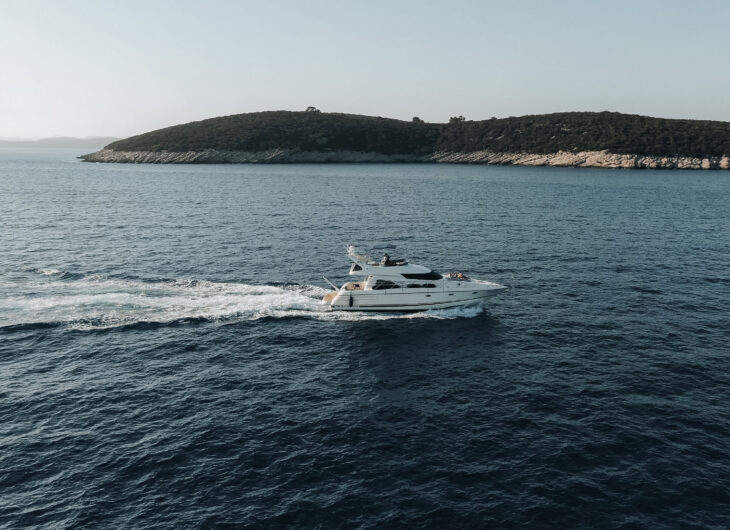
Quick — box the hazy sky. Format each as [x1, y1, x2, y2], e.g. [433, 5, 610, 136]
[2, 0, 729, 138]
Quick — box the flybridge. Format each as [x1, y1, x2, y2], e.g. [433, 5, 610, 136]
[346, 244, 429, 277]
[347, 243, 398, 265]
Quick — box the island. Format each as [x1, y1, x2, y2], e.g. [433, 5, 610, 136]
[80, 110, 730, 169]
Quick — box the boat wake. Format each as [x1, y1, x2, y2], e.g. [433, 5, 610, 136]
[0, 270, 486, 331]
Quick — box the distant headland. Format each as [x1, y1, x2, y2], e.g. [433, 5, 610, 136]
[1, 136, 119, 149]
[80, 110, 730, 169]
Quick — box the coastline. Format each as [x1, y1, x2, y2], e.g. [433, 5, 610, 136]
[80, 148, 730, 169]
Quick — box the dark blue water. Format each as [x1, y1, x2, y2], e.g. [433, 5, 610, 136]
[1, 149, 729, 528]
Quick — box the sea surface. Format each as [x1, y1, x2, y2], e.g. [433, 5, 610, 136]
[1, 149, 729, 528]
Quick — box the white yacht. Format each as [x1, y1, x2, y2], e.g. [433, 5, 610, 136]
[322, 244, 507, 311]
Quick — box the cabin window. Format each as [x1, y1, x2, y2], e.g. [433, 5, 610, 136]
[373, 280, 398, 290]
[423, 284, 436, 288]
[407, 284, 421, 288]
[401, 271, 442, 280]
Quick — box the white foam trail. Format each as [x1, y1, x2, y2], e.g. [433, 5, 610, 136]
[0, 271, 484, 330]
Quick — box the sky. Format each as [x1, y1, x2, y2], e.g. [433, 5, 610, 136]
[2, 0, 729, 138]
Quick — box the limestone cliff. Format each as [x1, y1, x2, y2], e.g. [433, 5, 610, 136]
[81, 148, 730, 169]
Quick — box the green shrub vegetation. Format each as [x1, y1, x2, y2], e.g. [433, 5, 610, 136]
[108, 110, 730, 158]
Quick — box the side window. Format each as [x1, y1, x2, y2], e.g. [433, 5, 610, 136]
[401, 271, 443, 280]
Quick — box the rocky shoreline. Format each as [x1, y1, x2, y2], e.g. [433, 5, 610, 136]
[80, 148, 730, 169]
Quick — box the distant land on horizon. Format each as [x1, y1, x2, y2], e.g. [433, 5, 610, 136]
[81, 111, 730, 169]
[1, 137, 119, 150]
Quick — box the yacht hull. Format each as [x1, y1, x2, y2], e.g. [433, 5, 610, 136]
[325, 287, 505, 312]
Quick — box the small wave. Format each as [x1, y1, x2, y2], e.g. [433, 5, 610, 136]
[1, 272, 485, 331]
[32, 268, 84, 280]
[0, 321, 62, 333]
[704, 277, 730, 285]
[631, 286, 663, 295]
[37, 268, 61, 276]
